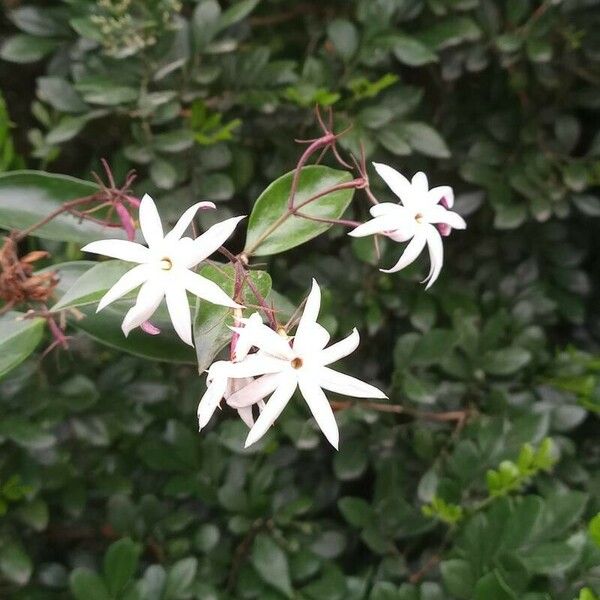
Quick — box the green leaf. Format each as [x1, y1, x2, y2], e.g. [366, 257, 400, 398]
[103, 538, 140, 596]
[9, 7, 66, 36]
[338, 497, 372, 528]
[219, 0, 260, 30]
[327, 19, 359, 60]
[192, 0, 221, 48]
[401, 122, 451, 158]
[52, 261, 196, 364]
[482, 347, 531, 376]
[69, 568, 111, 600]
[150, 158, 177, 189]
[0, 34, 58, 63]
[418, 17, 482, 51]
[52, 260, 134, 311]
[473, 571, 516, 600]
[0, 542, 33, 586]
[517, 542, 580, 575]
[441, 559, 474, 599]
[251, 533, 294, 598]
[163, 557, 197, 600]
[37, 76, 87, 113]
[193, 263, 271, 372]
[588, 513, 600, 548]
[0, 170, 132, 243]
[0, 311, 45, 379]
[393, 35, 438, 66]
[244, 165, 354, 256]
[370, 581, 398, 600]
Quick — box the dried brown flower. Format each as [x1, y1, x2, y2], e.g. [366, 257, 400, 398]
[0, 237, 58, 313]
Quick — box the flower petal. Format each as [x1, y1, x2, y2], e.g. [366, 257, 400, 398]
[237, 405, 255, 428]
[423, 224, 444, 290]
[226, 373, 282, 408]
[81, 239, 150, 263]
[318, 366, 387, 399]
[185, 215, 246, 267]
[369, 202, 405, 218]
[318, 328, 360, 366]
[181, 270, 241, 308]
[121, 279, 164, 336]
[197, 372, 228, 429]
[349, 214, 401, 238]
[139, 194, 164, 248]
[372, 162, 414, 207]
[232, 312, 264, 361]
[425, 205, 466, 230]
[97, 263, 150, 311]
[293, 279, 321, 354]
[298, 374, 339, 449]
[426, 185, 454, 208]
[165, 201, 216, 243]
[380, 228, 427, 274]
[411, 171, 429, 195]
[165, 282, 193, 346]
[232, 322, 293, 360]
[223, 354, 288, 378]
[245, 375, 297, 448]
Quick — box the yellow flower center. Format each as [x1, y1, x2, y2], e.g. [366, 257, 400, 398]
[160, 257, 173, 271]
[291, 357, 303, 369]
[415, 213, 424, 223]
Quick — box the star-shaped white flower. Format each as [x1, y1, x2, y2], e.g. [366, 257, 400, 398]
[197, 280, 386, 449]
[349, 162, 466, 288]
[81, 194, 244, 346]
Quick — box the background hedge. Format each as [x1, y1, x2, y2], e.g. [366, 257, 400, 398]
[1, 1, 600, 599]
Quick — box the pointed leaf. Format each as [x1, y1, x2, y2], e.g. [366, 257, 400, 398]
[244, 165, 354, 256]
[0, 311, 45, 379]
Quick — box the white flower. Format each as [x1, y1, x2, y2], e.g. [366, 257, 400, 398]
[81, 194, 244, 346]
[349, 162, 466, 288]
[197, 280, 386, 449]
[197, 362, 264, 430]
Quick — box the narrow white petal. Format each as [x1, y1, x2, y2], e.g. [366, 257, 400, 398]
[81, 239, 149, 263]
[139, 194, 164, 247]
[380, 228, 427, 274]
[232, 322, 293, 360]
[226, 373, 282, 408]
[372, 162, 414, 207]
[165, 283, 193, 346]
[411, 172, 429, 195]
[423, 225, 444, 289]
[197, 374, 228, 429]
[223, 354, 288, 379]
[299, 322, 330, 353]
[386, 220, 418, 243]
[426, 185, 454, 208]
[97, 264, 150, 311]
[318, 328, 360, 366]
[369, 202, 405, 218]
[165, 201, 216, 242]
[293, 279, 321, 354]
[185, 215, 246, 268]
[181, 270, 241, 309]
[237, 406, 255, 428]
[298, 374, 339, 449]
[349, 215, 401, 238]
[245, 376, 297, 448]
[232, 312, 264, 361]
[121, 279, 164, 336]
[425, 205, 466, 230]
[318, 366, 387, 399]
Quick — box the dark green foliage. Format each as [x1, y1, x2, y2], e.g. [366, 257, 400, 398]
[1, 0, 599, 598]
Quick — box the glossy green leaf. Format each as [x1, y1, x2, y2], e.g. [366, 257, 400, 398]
[393, 35, 438, 66]
[252, 533, 294, 598]
[163, 557, 197, 600]
[52, 261, 196, 364]
[193, 263, 271, 372]
[0, 542, 33, 586]
[0, 171, 131, 243]
[0, 34, 58, 63]
[244, 165, 354, 256]
[0, 311, 45, 379]
[103, 537, 140, 596]
[69, 568, 111, 600]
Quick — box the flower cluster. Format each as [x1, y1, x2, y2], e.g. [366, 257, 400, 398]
[82, 162, 465, 448]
